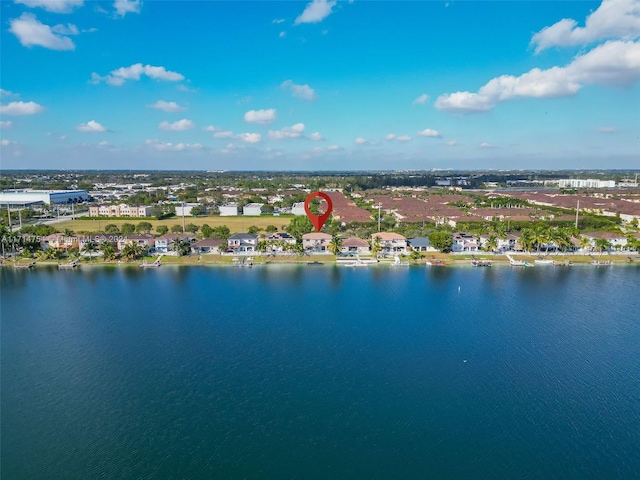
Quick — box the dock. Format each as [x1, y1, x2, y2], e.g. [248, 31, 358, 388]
[58, 259, 80, 269]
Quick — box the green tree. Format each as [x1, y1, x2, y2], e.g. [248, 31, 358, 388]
[201, 224, 213, 238]
[82, 241, 98, 261]
[371, 235, 382, 256]
[578, 236, 592, 252]
[136, 221, 153, 234]
[328, 236, 342, 255]
[285, 216, 313, 240]
[104, 224, 120, 234]
[265, 225, 278, 233]
[190, 205, 207, 216]
[247, 225, 261, 234]
[483, 235, 498, 252]
[185, 223, 199, 234]
[121, 223, 136, 235]
[99, 242, 117, 261]
[256, 240, 268, 254]
[428, 231, 453, 253]
[519, 229, 535, 253]
[410, 249, 421, 263]
[212, 225, 230, 240]
[594, 238, 611, 255]
[121, 243, 143, 261]
[171, 238, 191, 256]
[171, 224, 184, 233]
[156, 225, 169, 236]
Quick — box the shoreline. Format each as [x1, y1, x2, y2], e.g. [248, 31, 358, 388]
[5, 253, 639, 269]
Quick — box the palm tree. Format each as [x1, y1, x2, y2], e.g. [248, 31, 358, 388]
[328, 236, 343, 255]
[578, 236, 592, 253]
[483, 235, 498, 253]
[519, 229, 535, 254]
[99, 241, 117, 261]
[594, 238, 611, 255]
[371, 235, 382, 257]
[531, 224, 550, 256]
[121, 243, 143, 262]
[82, 241, 98, 262]
[256, 240, 268, 255]
[171, 237, 191, 256]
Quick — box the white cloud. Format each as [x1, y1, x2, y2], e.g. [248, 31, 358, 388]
[0, 100, 45, 115]
[114, 0, 141, 17]
[145, 139, 203, 151]
[531, 0, 640, 53]
[384, 133, 396, 141]
[0, 121, 13, 129]
[327, 144, 342, 151]
[236, 132, 262, 143]
[412, 93, 430, 105]
[396, 135, 412, 142]
[244, 108, 277, 124]
[51, 23, 79, 35]
[98, 141, 109, 147]
[268, 123, 305, 140]
[1, 139, 17, 146]
[417, 128, 442, 138]
[202, 125, 219, 132]
[279, 31, 286, 38]
[295, 0, 337, 25]
[273, 18, 285, 24]
[15, 0, 83, 14]
[0, 89, 15, 97]
[9, 13, 76, 50]
[148, 100, 186, 112]
[158, 119, 195, 131]
[91, 63, 185, 86]
[598, 126, 617, 133]
[480, 142, 495, 148]
[281, 80, 317, 100]
[354, 137, 376, 145]
[177, 84, 197, 93]
[435, 40, 640, 113]
[309, 131, 324, 141]
[446, 141, 457, 146]
[59, 135, 66, 141]
[213, 131, 234, 139]
[76, 120, 106, 132]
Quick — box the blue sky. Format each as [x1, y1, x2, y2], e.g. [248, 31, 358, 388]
[1, 0, 639, 170]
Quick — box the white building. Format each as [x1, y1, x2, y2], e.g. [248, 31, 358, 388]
[243, 203, 263, 216]
[291, 202, 306, 216]
[175, 203, 201, 216]
[0, 189, 89, 205]
[219, 203, 238, 216]
[550, 179, 617, 189]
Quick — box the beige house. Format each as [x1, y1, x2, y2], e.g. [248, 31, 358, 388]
[41, 233, 78, 250]
[340, 237, 370, 254]
[371, 232, 407, 253]
[88, 204, 153, 217]
[117, 234, 156, 251]
[302, 232, 332, 253]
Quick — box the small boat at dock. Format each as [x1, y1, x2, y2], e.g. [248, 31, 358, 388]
[391, 255, 410, 267]
[534, 258, 554, 265]
[58, 259, 80, 269]
[140, 255, 163, 268]
[426, 256, 446, 267]
[506, 255, 533, 267]
[13, 261, 36, 269]
[471, 256, 492, 267]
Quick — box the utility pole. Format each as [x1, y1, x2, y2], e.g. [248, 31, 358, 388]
[18, 208, 22, 230]
[575, 200, 580, 230]
[7, 205, 12, 231]
[182, 202, 186, 233]
[377, 205, 381, 232]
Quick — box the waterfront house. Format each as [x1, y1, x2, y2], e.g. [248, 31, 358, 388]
[41, 233, 78, 250]
[191, 238, 225, 254]
[228, 233, 259, 252]
[117, 234, 156, 252]
[582, 232, 629, 251]
[265, 232, 297, 253]
[407, 237, 437, 252]
[302, 232, 332, 253]
[340, 237, 370, 254]
[155, 233, 194, 253]
[371, 232, 407, 254]
[451, 232, 479, 253]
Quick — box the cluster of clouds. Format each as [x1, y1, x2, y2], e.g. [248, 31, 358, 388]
[8, 0, 141, 51]
[436, 0, 640, 113]
[91, 64, 185, 86]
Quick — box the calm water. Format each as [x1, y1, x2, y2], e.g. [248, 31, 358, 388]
[2, 265, 639, 479]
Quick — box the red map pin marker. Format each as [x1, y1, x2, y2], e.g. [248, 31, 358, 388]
[304, 191, 333, 232]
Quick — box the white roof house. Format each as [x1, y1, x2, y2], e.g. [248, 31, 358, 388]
[243, 203, 263, 216]
[219, 203, 238, 216]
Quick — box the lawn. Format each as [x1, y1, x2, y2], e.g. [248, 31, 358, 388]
[55, 215, 295, 234]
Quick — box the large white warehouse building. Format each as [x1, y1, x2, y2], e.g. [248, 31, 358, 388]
[0, 189, 90, 205]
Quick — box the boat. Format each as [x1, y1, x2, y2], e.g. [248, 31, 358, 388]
[592, 260, 613, 266]
[426, 256, 446, 267]
[232, 256, 253, 268]
[553, 260, 573, 267]
[391, 255, 410, 267]
[58, 259, 80, 269]
[506, 254, 533, 267]
[13, 261, 36, 269]
[337, 254, 376, 266]
[471, 255, 492, 267]
[534, 258, 554, 265]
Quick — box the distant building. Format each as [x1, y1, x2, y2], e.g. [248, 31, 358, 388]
[88, 204, 153, 217]
[549, 179, 617, 189]
[291, 202, 306, 216]
[175, 203, 201, 216]
[0, 189, 89, 206]
[243, 203, 263, 216]
[219, 203, 238, 216]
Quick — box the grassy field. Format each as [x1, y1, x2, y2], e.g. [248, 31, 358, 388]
[55, 215, 295, 234]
